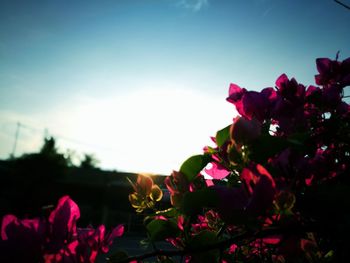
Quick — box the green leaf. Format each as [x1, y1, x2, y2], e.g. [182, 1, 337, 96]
[180, 154, 211, 182]
[182, 188, 219, 216]
[215, 124, 231, 147]
[189, 230, 220, 263]
[146, 219, 179, 242]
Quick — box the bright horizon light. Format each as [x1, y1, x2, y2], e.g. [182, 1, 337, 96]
[0, 83, 236, 175]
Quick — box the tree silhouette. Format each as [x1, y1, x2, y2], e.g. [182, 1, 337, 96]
[80, 153, 99, 169]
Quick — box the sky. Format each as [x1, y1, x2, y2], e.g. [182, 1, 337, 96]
[0, 0, 349, 174]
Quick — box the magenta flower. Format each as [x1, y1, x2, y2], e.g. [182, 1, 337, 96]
[305, 85, 321, 103]
[43, 240, 80, 263]
[204, 162, 230, 180]
[227, 83, 269, 121]
[275, 74, 305, 103]
[47, 195, 80, 250]
[241, 164, 276, 215]
[73, 224, 124, 262]
[315, 58, 339, 86]
[1, 214, 46, 262]
[226, 83, 246, 103]
[322, 85, 342, 109]
[0, 196, 124, 263]
[212, 163, 276, 222]
[315, 57, 350, 87]
[165, 171, 190, 207]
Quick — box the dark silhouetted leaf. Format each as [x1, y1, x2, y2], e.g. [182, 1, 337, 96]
[182, 188, 219, 216]
[180, 154, 211, 182]
[249, 135, 288, 163]
[216, 124, 231, 147]
[146, 219, 179, 242]
[189, 230, 220, 263]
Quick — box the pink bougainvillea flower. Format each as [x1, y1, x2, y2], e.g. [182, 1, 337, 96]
[263, 235, 282, 245]
[48, 195, 80, 249]
[275, 74, 291, 91]
[276, 74, 305, 103]
[226, 83, 246, 103]
[1, 214, 45, 241]
[101, 224, 124, 253]
[128, 174, 163, 212]
[134, 173, 154, 196]
[341, 57, 350, 86]
[1, 196, 124, 263]
[205, 179, 214, 187]
[270, 90, 309, 135]
[212, 163, 276, 222]
[1, 215, 46, 262]
[43, 240, 79, 263]
[227, 243, 238, 254]
[44, 224, 124, 263]
[79, 224, 124, 262]
[305, 85, 321, 104]
[227, 83, 269, 121]
[165, 170, 190, 207]
[276, 74, 298, 98]
[272, 74, 311, 134]
[227, 84, 245, 118]
[315, 58, 338, 86]
[87, 225, 106, 261]
[230, 116, 262, 145]
[336, 101, 350, 116]
[261, 87, 279, 109]
[315, 56, 350, 87]
[191, 210, 222, 233]
[241, 164, 276, 215]
[322, 85, 342, 109]
[241, 91, 269, 121]
[204, 162, 230, 180]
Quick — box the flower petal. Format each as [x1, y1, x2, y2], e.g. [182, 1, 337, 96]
[275, 74, 289, 89]
[48, 195, 80, 244]
[150, 185, 163, 202]
[204, 162, 230, 180]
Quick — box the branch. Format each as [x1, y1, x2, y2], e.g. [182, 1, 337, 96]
[112, 224, 318, 263]
[334, 0, 350, 10]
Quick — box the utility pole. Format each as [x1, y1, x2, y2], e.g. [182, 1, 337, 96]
[11, 122, 21, 157]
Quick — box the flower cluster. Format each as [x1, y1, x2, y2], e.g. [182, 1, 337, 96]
[0, 196, 124, 263]
[128, 174, 163, 213]
[129, 55, 350, 262]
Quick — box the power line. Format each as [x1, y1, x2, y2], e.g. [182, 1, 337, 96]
[334, 0, 350, 10]
[2, 120, 115, 154]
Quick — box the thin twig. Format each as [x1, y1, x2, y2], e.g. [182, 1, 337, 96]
[113, 225, 317, 263]
[334, 0, 350, 10]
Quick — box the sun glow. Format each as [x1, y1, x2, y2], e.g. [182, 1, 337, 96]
[42, 85, 235, 174]
[0, 82, 236, 175]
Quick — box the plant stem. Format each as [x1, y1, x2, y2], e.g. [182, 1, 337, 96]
[112, 224, 317, 263]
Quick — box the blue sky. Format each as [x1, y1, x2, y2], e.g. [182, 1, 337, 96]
[0, 0, 349, 174]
